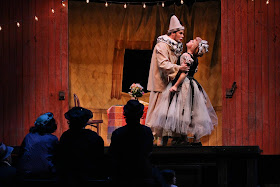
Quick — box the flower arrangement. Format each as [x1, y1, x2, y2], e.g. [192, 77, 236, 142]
[128, 83, 144, 98]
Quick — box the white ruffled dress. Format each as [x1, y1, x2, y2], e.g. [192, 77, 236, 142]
[149, 53, 218, 139]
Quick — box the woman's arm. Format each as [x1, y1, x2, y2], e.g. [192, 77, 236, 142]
[169, 72, 187, 92]
[169, 53, 193, 92]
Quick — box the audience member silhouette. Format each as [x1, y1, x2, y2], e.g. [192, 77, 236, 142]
[109, 100, 154, 186]
[0, 142, 16, 186]
[17, 112, 58, 178]
[161, 169, 177, 187]
[56, 107, 104, 186]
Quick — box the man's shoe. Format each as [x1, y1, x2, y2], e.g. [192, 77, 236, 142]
[191, 142, 202, 146]
[162, 136, 169, 146]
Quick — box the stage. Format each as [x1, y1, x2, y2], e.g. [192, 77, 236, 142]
[149, 146, 261, 186]
[12, 145, 280, 186]
[105, 145, 280, 186]
[105, 145, 279, 186]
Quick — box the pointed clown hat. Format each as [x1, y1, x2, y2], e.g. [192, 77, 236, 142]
[168, 15, 184, 33]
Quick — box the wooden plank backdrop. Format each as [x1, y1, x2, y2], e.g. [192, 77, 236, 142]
[0, 0, 280, 155]
[276, 0, 280, 156]
[0, 0, 68, 145]
[241, 0, 249, 146]
[234, 0, 242, 146]
[221, 0, 229, 146]
[267, 0, 275, 155]
[247, 0, 256, 148]
[221, 0, 280, 154]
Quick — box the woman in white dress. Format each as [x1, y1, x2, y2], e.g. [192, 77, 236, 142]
[149, 37, 218, 145]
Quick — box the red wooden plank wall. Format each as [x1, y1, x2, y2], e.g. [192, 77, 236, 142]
[1, 0, 279, 155]
[0, 0, 69, 146]
[222, 0, 280, 154]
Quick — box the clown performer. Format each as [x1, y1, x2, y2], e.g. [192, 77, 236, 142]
[145, 15, 189, 146]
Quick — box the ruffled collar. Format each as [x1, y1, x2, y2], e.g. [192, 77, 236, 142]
[157, 34, 183, 57]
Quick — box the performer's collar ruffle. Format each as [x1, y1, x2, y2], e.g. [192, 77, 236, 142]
[157, 35, 183, 57]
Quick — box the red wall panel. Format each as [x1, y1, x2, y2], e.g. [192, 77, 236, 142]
[275, 0, 280, 155]
[0, 0, 69, 145]
[222, 0, 280, 154]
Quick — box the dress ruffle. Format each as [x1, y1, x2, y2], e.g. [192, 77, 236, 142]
[149, 78, 218, 139]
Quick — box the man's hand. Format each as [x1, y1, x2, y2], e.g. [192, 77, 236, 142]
[179, 63, 190, 72]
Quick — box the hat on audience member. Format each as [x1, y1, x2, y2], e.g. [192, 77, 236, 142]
[0, 142, 13, 161]
[34, 112, 54, 126]
[65, 107, 93, 126]
[123, 100, 144, 118]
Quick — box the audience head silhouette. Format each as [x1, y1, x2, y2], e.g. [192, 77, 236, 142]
[123, 100, 144, 120]
[0, 143, 13, 162]
[161, 169, 177, 186]
[65, 107, 93, 129]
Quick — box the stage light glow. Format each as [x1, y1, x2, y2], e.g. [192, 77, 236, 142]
[17, 22, 20, 27]
[105, 2, 108, 7]
[162, 2, 164, 7]
[124, 3, 127, 8]
[35, 16, 38, 21]
[143, 3, 146, 8]
[61, 1, 66, 7]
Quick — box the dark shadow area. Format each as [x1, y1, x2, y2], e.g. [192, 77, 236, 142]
[10, 146, 280, 186]
[122, 49, 152, 93]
